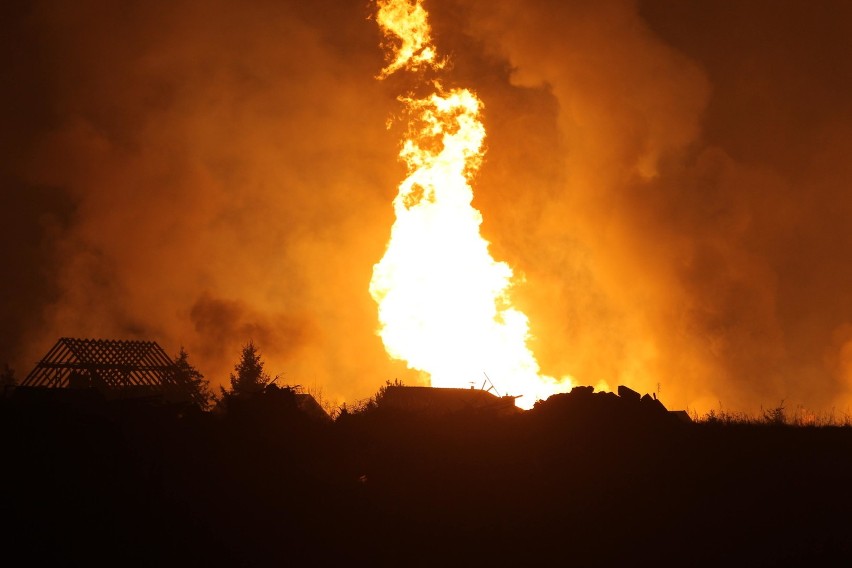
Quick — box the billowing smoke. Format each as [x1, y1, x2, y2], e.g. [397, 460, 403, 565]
[2, 0, 852, 412]
[1, 0, 411, 401]
[453, 0, 852, 412]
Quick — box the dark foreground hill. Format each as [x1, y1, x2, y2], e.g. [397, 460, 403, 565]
[2, 387, 851, 566]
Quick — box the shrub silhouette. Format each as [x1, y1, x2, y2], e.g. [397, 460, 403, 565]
[762, 400, 787, 425]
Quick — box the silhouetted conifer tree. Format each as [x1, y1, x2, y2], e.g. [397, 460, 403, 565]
[224, 341, 275, 397]
[174, 347, 213, 410]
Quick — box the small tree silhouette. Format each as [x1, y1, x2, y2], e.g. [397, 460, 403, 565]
[224, 341, 275, 397]
[173, 347, 213, 410]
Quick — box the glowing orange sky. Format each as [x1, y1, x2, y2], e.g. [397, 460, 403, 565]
[2, 0, 852, 413]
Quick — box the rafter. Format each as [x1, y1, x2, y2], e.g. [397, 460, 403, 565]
[22, 338, 178, 391]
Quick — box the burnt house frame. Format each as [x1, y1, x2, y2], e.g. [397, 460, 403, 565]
[21, 338, 180, 398]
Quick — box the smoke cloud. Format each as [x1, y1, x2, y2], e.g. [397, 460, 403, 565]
[2, 0, 852, 411]
[456, 0, 852, 412]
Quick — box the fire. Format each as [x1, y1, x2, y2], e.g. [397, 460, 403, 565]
[376, 0, 443, 78]
[370, 0, 571, 408]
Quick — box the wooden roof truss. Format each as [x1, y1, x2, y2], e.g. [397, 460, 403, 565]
[22, 337, 178, 390]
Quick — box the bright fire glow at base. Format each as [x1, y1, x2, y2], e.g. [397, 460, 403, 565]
[370, 0, 572, 408]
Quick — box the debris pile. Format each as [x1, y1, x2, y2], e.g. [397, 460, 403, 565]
[533, 384, 691, 425]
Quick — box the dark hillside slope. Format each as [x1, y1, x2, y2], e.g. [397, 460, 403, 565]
[3, 388, 851, 566]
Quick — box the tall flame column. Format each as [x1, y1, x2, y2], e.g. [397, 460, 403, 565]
[370, 0, 569, 407]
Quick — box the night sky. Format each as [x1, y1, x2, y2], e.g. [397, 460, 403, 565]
[3, 0, 852, 413]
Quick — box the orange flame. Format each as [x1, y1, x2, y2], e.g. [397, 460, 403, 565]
[371, 0, 571, 408]
[376, 0, 443, 78]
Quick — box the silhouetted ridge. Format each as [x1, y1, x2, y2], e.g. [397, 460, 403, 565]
[3, 378, 851, 565]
